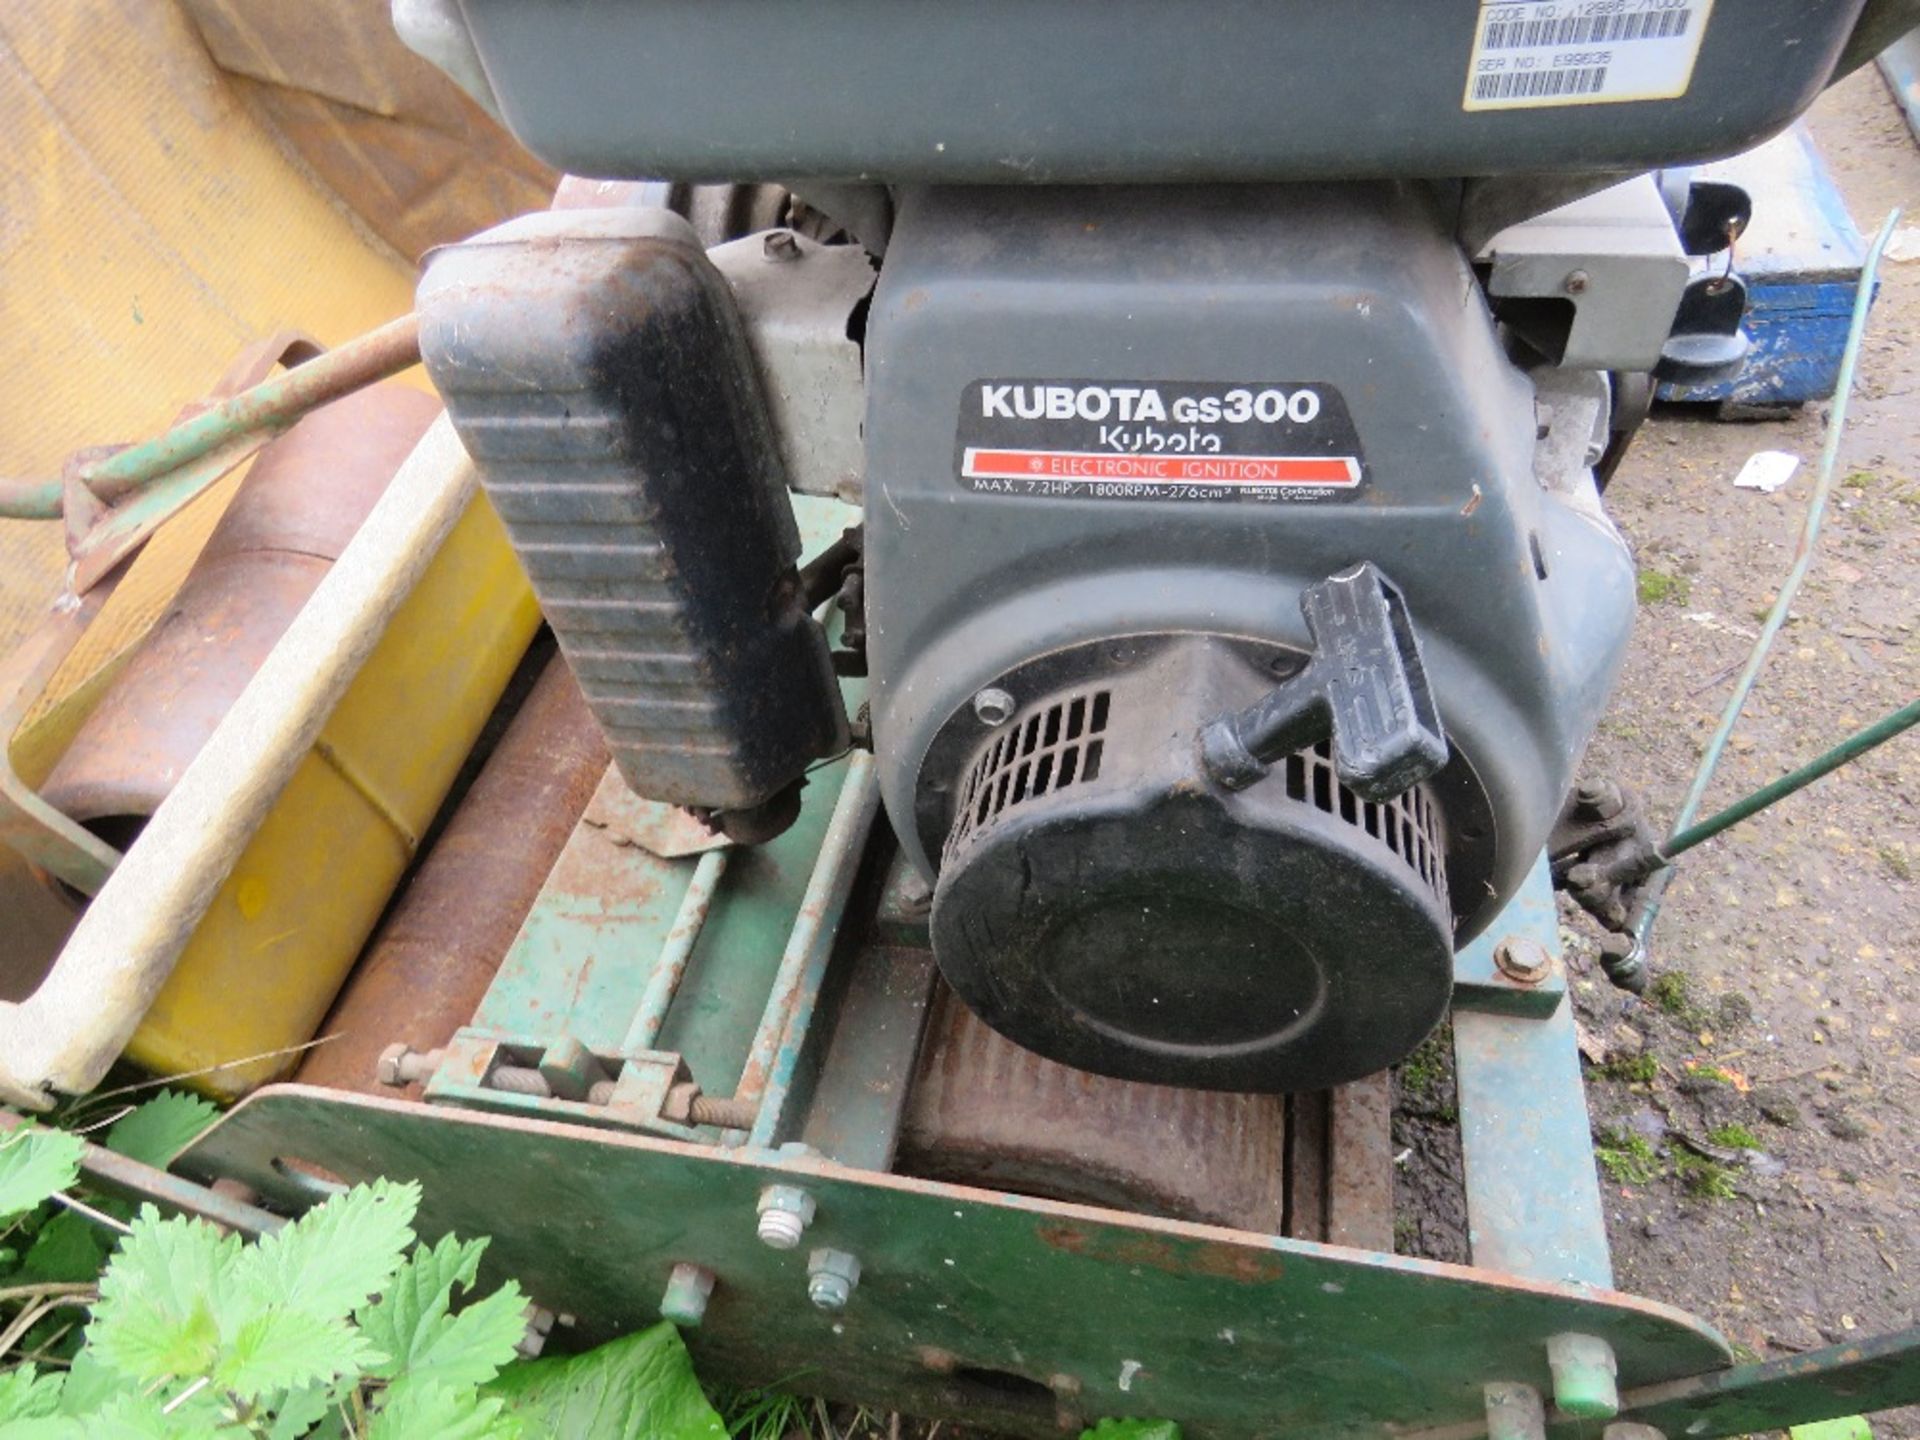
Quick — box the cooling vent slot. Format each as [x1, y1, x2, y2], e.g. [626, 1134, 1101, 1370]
[1285, 739, 1449, 915]
[944, 689, 1112, 859]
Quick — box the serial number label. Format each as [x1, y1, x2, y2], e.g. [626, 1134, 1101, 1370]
[954, 380, 1366, 504]
[1464, 0, 1714, 111]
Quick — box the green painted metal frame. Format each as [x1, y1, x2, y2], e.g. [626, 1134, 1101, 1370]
[140, 487, 1920, 1435]
[165, 815, 1920, 1435]
[1453, 861, 1613, 1290]
[177, 1084, 1729, 1439]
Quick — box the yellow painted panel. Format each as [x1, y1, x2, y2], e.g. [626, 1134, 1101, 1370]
[124, 495, 541, 1098]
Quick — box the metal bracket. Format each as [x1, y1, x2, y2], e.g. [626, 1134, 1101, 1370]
[426, 1030, 707, 1143]
[1452, 858, 1612, 1290]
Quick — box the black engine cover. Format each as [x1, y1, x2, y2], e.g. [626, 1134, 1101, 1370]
[929, 634, 1453, 1093]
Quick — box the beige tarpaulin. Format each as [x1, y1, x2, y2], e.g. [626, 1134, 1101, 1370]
[0, 0, 545, 982]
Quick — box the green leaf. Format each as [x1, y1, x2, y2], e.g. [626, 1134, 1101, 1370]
[357, 1236, 525, 1391]
[9, 1391, 180, 1440]
[262, 1382, 337, 1440]
[0, 1364, 65, 1421]
[210, 1311, 379, 1402]
[55, 1351, 137, 1416]
[0, 1419, 87, 1440]
[85, 1391, 188, 1439]
[20, 1212, 108, 1285]
[231, 1181, 418, 1327]
[398, 1284, 527, 1394]
[87, 1207, 241, 1386]
[1791, 1420, 1874, 1440]
[1081, 1422, 1182, 1440]
[369, 1379, 518, 1440]
[102, 1095, 218, 1170]
[487, 1323, 725, 1440]
[354, 1235, 482, 1379]
[0, 1129, 83, 1220]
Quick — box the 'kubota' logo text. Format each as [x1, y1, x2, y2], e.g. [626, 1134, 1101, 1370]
[982, 385, 1168, 423]
[980, 384, 1321, 426]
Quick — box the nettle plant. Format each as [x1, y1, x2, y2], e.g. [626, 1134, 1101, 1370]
[0, 1106, 725, 1440]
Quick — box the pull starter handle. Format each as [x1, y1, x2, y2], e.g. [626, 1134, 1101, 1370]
[1199, 562, 1448, 802]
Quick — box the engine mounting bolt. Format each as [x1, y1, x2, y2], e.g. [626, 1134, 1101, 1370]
[807, 1248, 862, 1312]
[1494, 936, 1553, 986]
[972, 687, 1016, 726]
[659, 1262, 717, 1328]
[763, 230, 803, 262]
[756, 1184, 817, 1249]
[1546, 1333, 1620, 1420]
[1563, 268, 1590, 295]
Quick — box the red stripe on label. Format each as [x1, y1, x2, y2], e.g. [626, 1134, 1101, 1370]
[962, 449, 1362, 486]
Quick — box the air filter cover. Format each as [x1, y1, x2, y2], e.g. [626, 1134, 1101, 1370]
[929, 634, 1452, 1093]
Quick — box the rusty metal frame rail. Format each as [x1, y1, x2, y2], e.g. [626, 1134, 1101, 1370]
[0, 417, 477, 1110]
[0, 1111, 282, 1238]
[0, 317, 419, 525]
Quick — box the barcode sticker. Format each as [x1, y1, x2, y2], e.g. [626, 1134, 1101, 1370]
[1464, 0, 1713, 111]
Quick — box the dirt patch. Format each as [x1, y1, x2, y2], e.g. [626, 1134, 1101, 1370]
[1393, 1025, 1471, 1266]
[1564, 65, 1920, 1434]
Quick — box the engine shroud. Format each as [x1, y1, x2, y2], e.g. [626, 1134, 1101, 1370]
[866, 182, 1638, 1092]
[928, 634, 1458, 1092]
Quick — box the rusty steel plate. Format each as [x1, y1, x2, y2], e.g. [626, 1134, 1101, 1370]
[179, 1086, 1729, 1439]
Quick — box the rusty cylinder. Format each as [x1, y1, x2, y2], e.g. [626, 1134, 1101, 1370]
[39, 383, 440, 845]
[295, 657, 609, 1096]
[898, 985, 1289, 1233]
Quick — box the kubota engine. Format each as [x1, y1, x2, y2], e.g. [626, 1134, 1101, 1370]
[405, 0, 1866, 1093]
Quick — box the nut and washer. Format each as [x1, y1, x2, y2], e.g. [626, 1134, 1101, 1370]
[1493, 936, 1554, 986]
[516, 1304, 557, 1360]
[756, 1184, 817, 1249]
[1547, 1332, 1620, 1420]
[972, 687, 1016, 726]
[1483, 1382, 1547, 1440]
[659, 1263, 717, 1328]
[374, 1043, 443, 1088]
[807, 1248, 862, 1312]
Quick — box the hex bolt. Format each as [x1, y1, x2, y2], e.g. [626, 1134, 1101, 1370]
[1547, 1333, 1620, 1420]
[972, 687, 1016, 726]
[763, 230, 803, 262]
[1494, 936, 1554, 986]
[898, 871, 934, 919]
[806, 1248, 862, 1312]
[516, 1304, 557, 1360]
[659, 1263, 717, 1328]
[1564, 268, 1591, 295]
[756, 1184, 817, 1249]
[1484, 1382, 1547, 1440]
[374, 1043, 444, 1088]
